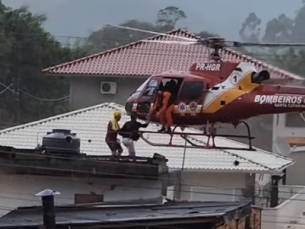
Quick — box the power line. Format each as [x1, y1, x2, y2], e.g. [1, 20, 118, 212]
[21, 90, 70, 102]
[0, 82, 70, 102]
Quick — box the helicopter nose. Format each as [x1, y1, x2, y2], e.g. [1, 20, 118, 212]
[125, 97, 134, 115]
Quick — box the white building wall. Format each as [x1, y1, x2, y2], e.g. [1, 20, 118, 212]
[0, 175, 162, 216]
[273, 113, 305, 185]
[180, 171, 247, 202]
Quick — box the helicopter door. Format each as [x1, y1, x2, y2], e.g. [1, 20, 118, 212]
[176, 80, 205, 116]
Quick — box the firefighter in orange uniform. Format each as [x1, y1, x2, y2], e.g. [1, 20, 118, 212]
[148, 86, 175, 133]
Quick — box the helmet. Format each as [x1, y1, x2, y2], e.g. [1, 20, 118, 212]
[113, 110, 121, 117]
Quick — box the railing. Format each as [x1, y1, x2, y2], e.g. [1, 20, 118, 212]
[262, 185, 305, 229]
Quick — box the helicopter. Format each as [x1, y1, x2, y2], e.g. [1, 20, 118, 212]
[109, 25, 305, 151]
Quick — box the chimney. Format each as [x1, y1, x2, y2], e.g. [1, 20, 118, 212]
[35, 189, 60, 229]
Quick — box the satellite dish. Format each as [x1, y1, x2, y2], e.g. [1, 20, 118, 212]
[274, 136, 292, 156]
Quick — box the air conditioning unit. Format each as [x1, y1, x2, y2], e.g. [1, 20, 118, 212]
[100, 82, 117, 95]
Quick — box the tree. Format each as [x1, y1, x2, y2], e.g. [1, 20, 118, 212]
[86, 20, 168, 53]
[0, 3, 86, 125]
[262, 14, 294, 43]
[156, 6, 186, 27]
[291, 3, 305, 42]
[239, 12, 261, 42]
[85, 7, 186, 53]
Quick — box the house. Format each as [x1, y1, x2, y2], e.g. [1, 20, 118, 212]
[272, 113, 305, 186]
[0, 102, 294, 212]
[42, 29, 305, 154]
[0, 198, 258, 229]
[0, 124, 168, 217]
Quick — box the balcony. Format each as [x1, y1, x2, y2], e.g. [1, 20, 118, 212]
[262, 185, 305, 229]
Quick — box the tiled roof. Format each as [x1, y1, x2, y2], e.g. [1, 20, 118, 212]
[0, 103, 293, 173]
[43, 29, 302, 80]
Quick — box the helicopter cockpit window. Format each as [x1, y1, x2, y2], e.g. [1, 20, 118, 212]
[179, 81, 204, 100]
[136, 77, 151, 92]
[142, 79, 159, 98]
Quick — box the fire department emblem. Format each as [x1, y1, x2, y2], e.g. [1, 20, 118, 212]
[189, 102, 198, 112]
[189, 102, 198, 116]
[178, 102, 187, 115]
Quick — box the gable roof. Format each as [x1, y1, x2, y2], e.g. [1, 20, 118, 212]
[0, 103, 293, 174]
[43, 29, 302, 80]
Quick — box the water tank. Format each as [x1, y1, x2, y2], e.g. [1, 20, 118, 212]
[42, 129, 80, 155]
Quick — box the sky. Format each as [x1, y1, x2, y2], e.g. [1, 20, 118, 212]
[2, 0, 303, 40]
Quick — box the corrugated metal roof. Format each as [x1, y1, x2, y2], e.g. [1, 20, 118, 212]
[43, 29, 303, 80]
[0, 103, 293, 173]
[0, 201, 251, 228]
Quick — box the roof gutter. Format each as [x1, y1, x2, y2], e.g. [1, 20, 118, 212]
[177, 167, 288, 175]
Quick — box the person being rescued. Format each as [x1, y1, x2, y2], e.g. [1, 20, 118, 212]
[148, 81, 176, 133]
[105, 110, 123, 157]
[118, 114, 149, 158]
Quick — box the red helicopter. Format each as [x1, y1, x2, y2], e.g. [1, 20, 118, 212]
[111, 26, 305, 151]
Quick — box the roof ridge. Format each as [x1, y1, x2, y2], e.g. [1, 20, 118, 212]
[42, 28, 197, 73]
[0, 102, 124, 135]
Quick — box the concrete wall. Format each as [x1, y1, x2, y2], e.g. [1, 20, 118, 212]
[70, 76, 146, 110]
[273, 113, 305, 185]
[0, 174, 162, 216]
[179, 171, 248, 201]
[284, 151, 305, 185]
[262, 186, 305, 229]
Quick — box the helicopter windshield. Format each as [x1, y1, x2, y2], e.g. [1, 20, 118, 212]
[136, 77, 152, 92]
[128, 77, 153, 100]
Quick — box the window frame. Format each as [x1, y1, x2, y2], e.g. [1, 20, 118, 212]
[141, 79, 159, 98]
[178, 80, 204, 101]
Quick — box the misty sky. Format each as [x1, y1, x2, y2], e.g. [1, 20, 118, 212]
[2, 0, 303, 40]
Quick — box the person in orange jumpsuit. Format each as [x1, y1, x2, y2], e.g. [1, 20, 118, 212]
[149, 87, 175, 133]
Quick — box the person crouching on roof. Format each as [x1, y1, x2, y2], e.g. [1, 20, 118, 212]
[148, 87, 175, 133]
[105, 110, 123, 157]
[118, 114, 148, 159]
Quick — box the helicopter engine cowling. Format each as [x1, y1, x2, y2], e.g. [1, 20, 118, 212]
[251, 70, 270, 84]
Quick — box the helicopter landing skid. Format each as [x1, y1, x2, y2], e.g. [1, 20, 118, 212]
[139, 122, 255, 151]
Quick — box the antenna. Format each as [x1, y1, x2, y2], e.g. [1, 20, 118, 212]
[273, 136, 292, 156]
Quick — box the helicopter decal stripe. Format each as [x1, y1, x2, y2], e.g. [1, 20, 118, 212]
[131, 103, 203, 114]
[202, 72, 260, 113]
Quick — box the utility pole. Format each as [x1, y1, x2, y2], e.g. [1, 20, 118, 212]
[36, 189, 60, 229]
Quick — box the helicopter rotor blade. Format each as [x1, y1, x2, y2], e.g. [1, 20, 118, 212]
[106, 24, 198, 42]
[141, 40, 198, 45]
[230, 41, 305, 48]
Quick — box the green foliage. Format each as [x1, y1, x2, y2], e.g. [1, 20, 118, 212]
[239, 6, 305, 77]
[156, 6, 187, 27]
[85, 20, 174, 53]
[0, 3, 86, 125]
[239, 13, 261, 43]
[85, 6, 216, 55]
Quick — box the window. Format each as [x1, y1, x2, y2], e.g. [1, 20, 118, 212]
[135, 77, 151, 92]
[142, 79, 158, 97]
[285, 113, 305, 127]
[179, 81, 203, 100]
[74, 194, 104, 204]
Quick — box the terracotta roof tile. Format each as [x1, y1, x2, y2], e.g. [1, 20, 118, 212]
[43, 29, 303, 80]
